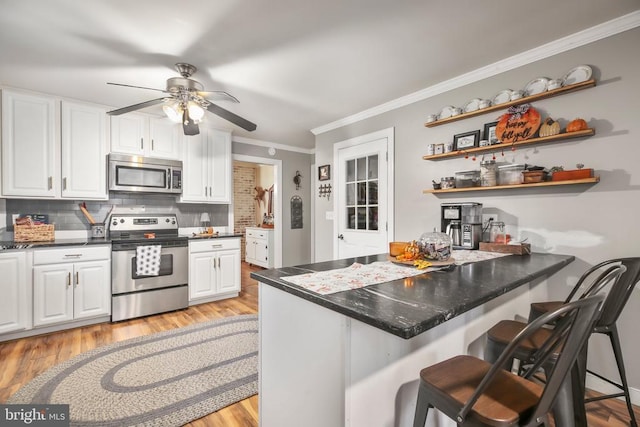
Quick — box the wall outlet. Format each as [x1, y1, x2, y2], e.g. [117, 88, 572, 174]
[12, 214, 19, 224]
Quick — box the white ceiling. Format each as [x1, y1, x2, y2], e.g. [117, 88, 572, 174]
[0, 0, 638, 150]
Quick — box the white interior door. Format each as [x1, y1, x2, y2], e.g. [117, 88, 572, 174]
[335, 128, 393, 259]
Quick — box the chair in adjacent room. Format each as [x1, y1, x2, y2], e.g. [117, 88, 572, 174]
[486, 258, 640, 426]
[413, 294, 605, 427]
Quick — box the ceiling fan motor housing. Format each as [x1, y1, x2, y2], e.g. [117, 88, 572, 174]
[166, 77, 204, 93]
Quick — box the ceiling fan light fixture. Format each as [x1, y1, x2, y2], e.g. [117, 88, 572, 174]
[188, 101, 205, 123]
[162, 101, 183, 123]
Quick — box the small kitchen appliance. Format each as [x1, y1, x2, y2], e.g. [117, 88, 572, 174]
[441, 202, 483, 249]
[109, 213, 188, 321]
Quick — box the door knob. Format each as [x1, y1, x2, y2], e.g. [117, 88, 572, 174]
[338, 234, 344, 240]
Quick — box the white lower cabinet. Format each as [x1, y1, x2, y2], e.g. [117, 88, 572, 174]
[33, 246, 111, 327]
[189, 238, 241, 304]
[0, 251, 31, 334]
[245, 227, 274, 268]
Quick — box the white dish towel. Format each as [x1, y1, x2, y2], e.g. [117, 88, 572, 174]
[136, 245, 161, 276]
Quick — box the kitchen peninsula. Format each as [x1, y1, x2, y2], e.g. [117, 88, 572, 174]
[252, 252, 574, 427]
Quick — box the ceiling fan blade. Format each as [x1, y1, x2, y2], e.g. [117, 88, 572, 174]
[107, 82, 168, 93]
[205, 102, 257, 132]
[107, 98, 168, 116]
[197, 91, 239, 103]
[182, 109, 200, 136]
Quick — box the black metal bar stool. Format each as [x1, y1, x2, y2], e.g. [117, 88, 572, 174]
[413, 295, 605, 427]
[486, 258, 640, 426]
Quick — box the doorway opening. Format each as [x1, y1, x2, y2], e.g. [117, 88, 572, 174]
[232, 155, 283, 268]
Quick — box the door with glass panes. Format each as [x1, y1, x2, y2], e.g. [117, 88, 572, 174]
[336, 137, 388, 259]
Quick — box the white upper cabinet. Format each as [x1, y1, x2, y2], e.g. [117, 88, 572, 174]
[1, 89, 59, 198]
[61, 101, 108, 199]
[1, 89, 109, 200]
[180, 127, 231, 203]
[110, 113, 181, 160]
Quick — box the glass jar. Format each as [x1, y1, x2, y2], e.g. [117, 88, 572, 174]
[489, 221, 506, 243]
[480, 159, 497, 187]
[440, 176, 455, 189]
[418, 230, 452, 261]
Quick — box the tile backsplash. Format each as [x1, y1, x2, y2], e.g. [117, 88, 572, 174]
[3, 192, 229, 231]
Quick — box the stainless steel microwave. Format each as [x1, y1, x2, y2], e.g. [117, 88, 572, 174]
[108, 154, 183, 194]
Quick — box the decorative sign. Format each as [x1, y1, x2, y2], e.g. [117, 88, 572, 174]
[495, 104, 541, 143]
[290, 196, 303, 229]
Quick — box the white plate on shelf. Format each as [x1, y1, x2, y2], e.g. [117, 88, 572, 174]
[462, 98, 481, 113]
[523, 77, 549, 96]
[438, 105, 456, 119]
[562, 65, 592, 86]
[492, 89, 512, 105]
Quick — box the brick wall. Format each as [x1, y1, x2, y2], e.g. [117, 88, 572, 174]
[233, 163, 257, 261]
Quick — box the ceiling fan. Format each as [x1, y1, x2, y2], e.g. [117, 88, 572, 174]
[107, 63, 257, 136]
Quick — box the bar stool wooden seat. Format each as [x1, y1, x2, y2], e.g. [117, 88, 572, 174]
[485, 260, 637, 426]
[413, 295, 605, 427]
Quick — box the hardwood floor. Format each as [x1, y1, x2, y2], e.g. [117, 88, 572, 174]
[1, 262, 638, 426]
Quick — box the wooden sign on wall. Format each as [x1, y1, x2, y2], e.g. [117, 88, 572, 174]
[291, 196, 303, 229]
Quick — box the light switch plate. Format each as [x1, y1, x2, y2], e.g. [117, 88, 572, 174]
[325, 211, 334, 220]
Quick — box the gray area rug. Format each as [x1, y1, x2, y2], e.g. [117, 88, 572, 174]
[9, 315, 258, 426]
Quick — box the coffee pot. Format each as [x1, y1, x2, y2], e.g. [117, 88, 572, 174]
[445, 220, 461, 247]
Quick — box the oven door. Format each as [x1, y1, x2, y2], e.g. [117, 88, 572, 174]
[111, 244, 188, 294]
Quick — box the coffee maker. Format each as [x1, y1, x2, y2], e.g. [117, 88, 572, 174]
[441, 202, 483, 249]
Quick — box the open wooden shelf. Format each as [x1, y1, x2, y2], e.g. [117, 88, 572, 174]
[424, 79, 596, 128]
[422, 128, 595, 160]
[423, 177, 600, 194]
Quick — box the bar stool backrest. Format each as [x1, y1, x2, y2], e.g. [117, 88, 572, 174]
[458, 294, 605, 425]
[594, 258, 640, 329]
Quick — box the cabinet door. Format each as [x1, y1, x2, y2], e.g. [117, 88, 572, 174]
[189, 252, 216, 300]
[181, 132, 209, 202]
[245, 236, 256, 262]
[74, 260, 111, 319]
[149, 118, 181, 159]
[1, 90, 58, 197]
[208, 129, 231, 202]
[216, 249, 241, 294]
[33, 264, 74, 326]
[110, 114, 146, 155]
[0, 252, 30, 334]
[61, 101, 108, 199]
[255, 238, 269, 266]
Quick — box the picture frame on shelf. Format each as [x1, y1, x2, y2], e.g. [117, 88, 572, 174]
[453, 130, 480, 150]
[483, 121, 500, 145]
[318, 164, 331, 181]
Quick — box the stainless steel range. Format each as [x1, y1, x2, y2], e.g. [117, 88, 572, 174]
[109, 213, 188, 321]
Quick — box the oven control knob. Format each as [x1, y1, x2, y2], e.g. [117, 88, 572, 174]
[120, 219, 125, 223]
[166, 218, 170, 223]
[112, 221, 117, 226]
[171, 220, 176, 224]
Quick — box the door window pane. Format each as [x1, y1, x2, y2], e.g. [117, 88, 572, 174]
[368, 180, 378, 204]
[357, 182, 366, 204]
[368, 207, 378, 230]
[346, 183, 355, 205]
[347, 207, 355, 229]
[369, 155, 378, 179]
[356, 158, 366, 180]
[357, 207, 366, 230]
[346, 159, 355, 182]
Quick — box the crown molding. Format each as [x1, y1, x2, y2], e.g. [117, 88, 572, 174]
[311, 10, 640, 136]
[232, 135, 315, 155]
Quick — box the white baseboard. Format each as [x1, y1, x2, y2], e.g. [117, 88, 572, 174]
[586, 372, 640, 406]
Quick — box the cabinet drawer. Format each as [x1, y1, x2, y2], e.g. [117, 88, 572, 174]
[189, 238, 240, 254]
[246, 228, 268, 239]
[33, 245, 111, 265]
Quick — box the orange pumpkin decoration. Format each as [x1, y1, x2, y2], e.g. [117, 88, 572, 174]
[495, 105, 541, 143]
[566, 118, 588, 132]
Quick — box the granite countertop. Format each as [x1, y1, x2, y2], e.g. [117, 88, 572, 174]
[0, 233, 243, 251]
[251, 253, 575, 339]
